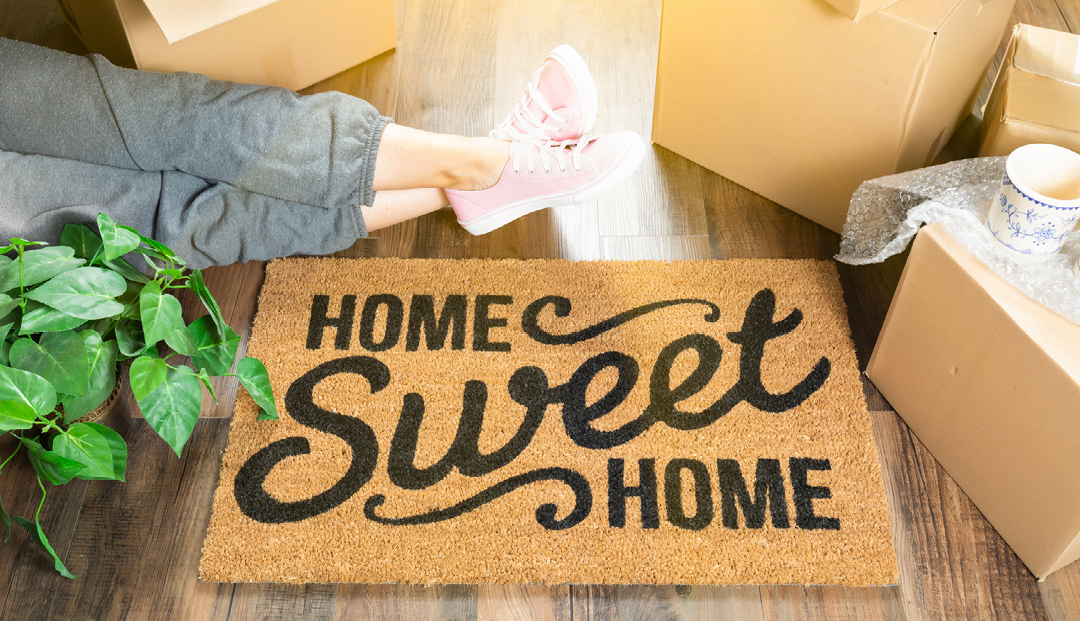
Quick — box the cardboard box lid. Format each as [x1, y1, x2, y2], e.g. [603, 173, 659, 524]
[141, 0, 279, 43]
[867, 222, 1080, 578]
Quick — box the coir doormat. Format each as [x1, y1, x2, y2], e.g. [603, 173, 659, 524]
[199, 258, 898, 586]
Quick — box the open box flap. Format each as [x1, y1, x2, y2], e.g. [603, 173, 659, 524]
[1014, 23, 1080, 85]
[141, 0, 279, 43]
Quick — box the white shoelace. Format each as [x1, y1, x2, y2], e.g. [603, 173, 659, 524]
[510, 136, 598, 175]
[491, 70, 566, 142]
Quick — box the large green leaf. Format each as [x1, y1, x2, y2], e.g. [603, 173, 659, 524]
[13, 514, 77, 579]
[139, 281, 185, 348]
[9, 332, 89, 397]
[103, 257, 149, 284]
[0, 365, 57, 417]
[187, 315, 239, 376]
[164, 324, 196, 357]
[23, 267, 126, 320]
[0, 247, 85, 293]
[60, 223, 103, 261]
[135, 234, 178, 262]
[187, 270, 227, 335]
[61, 333, 118, 424]
[0, 401, 36, 433]
[20, 438, 84, 486]
[52, 423, 127, 481]
[138, 366, 201, 456]
[18, 300, 86, 335]
[129, 355, 167, 402]
[115, 319, 147, 357]
[96, 213, 142, 261]
[0, 294, 17, 319]
[237, 357, 278, 421]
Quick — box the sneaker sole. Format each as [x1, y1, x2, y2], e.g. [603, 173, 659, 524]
[548, 44, 597, 137]
[459, 134, 646, 235]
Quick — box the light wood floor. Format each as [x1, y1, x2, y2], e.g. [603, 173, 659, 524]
[1, 0, 1079, 619]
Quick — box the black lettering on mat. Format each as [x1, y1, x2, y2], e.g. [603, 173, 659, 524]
[306, 294, 356, 350]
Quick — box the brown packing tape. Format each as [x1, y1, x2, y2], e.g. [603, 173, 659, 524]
[200, 258, 898, 585]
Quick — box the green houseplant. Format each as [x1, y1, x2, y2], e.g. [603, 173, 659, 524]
[0, 213, 278, 578]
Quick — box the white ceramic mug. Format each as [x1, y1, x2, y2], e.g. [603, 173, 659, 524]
[986, 143, 1080, 257]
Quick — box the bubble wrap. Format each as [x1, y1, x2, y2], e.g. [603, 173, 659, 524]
[836, 156, 1080, 326]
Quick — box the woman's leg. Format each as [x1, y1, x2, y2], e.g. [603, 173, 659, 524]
[360, 188, 448, 231]
[360, 124, 511, 231]
[371, 124, 509, 192]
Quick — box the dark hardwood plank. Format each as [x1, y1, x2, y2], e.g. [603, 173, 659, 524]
[1053, 0, 1079, 33]
[0, 438, 88, 621]
[0, 0, 84, 53]
[334, 584, 478, 620]
[1028, 0, 1072, 30]
[571, 585, 619, 621]
[701, 171, 823, 261]
[227, 584, 338, 621]
[477, 584, 572, 621]
[189, 582, 236, 621]
[870, 412, 1050, 621]
[571, 585, 766, 621]
[39, 418, 230, 621]
[760, 585, 904, 621]
[1042, 563, 1080, 621]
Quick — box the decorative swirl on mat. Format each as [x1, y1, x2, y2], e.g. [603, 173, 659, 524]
[363, 467, 593, 531]
[522, 296, 721, 345]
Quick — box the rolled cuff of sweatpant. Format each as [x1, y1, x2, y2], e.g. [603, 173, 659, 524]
[360, 114, 393, 209]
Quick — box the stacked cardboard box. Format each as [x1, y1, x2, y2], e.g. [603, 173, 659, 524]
[867, 223, 1080, 580]
[55, 0, 396, 91]
[652, 0, 1015, 232]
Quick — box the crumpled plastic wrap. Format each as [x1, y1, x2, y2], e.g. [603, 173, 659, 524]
[836, 156, 1080, 326]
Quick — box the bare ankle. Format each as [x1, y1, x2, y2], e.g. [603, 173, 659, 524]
[446, 137, 510, 191]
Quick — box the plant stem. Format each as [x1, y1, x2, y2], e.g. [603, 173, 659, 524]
[16, 244, 25, 313]
[34, 415, 63, 435]
[0, 442, 21, 474]
[34, 474, 46, 523]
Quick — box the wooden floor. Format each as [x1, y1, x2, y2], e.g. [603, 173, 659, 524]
[2, 0, 1079, 618]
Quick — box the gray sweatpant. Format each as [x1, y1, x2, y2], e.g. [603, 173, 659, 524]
[0, 37, 392, 268]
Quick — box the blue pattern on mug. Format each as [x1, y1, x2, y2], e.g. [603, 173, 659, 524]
[986, 172, 1080, 255]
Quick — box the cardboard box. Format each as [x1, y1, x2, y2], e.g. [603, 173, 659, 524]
[651, 0, 1015, 232]
[980, 24, 1080, 158]
[54, 0, 396, 91]
[866, 222, 1080, 580]
[821, 0, 900, 21]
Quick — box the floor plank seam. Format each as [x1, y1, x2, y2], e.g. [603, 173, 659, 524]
[1052, 0, 1074, 31]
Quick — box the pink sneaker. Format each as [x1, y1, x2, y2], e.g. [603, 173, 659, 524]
[446, 131, 646, 235]
[492, 44, 597, 143]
